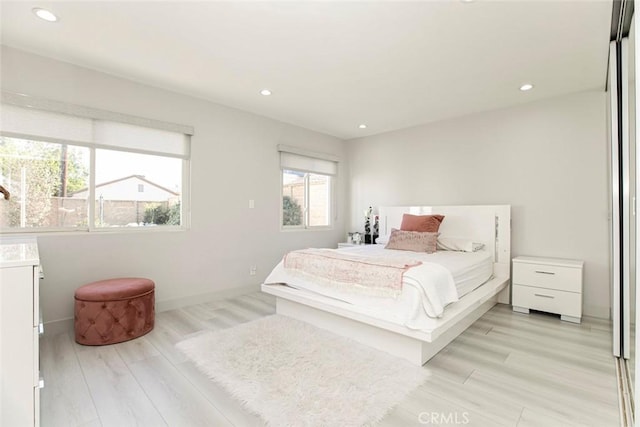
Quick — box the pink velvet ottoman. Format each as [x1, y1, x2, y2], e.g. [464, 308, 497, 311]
[74, 277, 155, 345]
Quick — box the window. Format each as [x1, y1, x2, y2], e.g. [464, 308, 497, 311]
[279, 145, 337, 229]
[0, 137, 90, 229]
[94, 150, 183, 228]
[0, 97, 192, 232]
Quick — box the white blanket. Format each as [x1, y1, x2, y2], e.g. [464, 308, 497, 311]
[283, 248, 422, 298]
[265, 245, 460, 320]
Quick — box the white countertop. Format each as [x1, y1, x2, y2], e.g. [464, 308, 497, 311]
[0, 237, 39, 268]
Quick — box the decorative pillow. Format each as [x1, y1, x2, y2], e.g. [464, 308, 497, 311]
[400, 214, 445, 233]
[437, 237, 485, 252]
[385, 228, 439, 253]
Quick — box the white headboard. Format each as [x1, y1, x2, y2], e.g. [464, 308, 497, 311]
[378, 205, 511, 279]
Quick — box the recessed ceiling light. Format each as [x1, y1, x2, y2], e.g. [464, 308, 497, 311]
[32, 8, 58, 22]
[461, 0, 475, 3]
[519, 83, 534, 91]
[359, 124, 367, 129]
[260, 89, 272, 96]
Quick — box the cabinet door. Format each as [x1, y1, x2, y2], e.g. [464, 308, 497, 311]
[513, 263, 582, 293]
[33, 266, 39, 328]
[1, 265, 36, 427]
[512, 285, 582, 318]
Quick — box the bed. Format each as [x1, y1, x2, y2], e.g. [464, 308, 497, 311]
[261, 205, 511, 365]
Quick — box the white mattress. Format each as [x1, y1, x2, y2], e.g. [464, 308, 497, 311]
[264, 245, 493, 331]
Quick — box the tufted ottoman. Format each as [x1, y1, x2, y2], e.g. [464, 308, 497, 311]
[74, 277, 155, 345]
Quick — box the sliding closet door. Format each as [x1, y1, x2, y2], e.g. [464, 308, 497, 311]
[622, 36, 633, 361]
[628, 18, 637, 380]
[633, 13, 640, 407]
[612, 40, 622, 357]
[611, 35, 636, 360]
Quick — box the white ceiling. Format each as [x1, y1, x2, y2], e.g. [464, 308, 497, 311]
[1, 0, 613, 139]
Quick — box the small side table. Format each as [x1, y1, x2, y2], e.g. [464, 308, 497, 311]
[512, 256, 584, 323]
[338, 242, 360, 248]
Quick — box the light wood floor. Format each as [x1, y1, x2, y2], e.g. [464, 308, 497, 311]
[41, 293, 620, 427]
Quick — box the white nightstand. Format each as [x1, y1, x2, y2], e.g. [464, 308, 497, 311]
[338, 242, 359, 248]
[512, 256, 584, 323]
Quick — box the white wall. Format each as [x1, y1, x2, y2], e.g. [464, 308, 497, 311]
[1, 46, 348, 324]
[346, 91, 610, 318]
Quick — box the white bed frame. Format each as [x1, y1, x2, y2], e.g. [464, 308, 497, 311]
[262, 205, 511, 366]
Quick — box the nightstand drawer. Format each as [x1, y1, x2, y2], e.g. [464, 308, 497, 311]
[512, 285, 581, 318]
[513, 262, 582, 293]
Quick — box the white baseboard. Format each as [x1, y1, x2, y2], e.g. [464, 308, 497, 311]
[583, 304, 611, 320]
[155, 284, 261, 312]
[44, 284, 262, 336]
[43, 318, 74, 336]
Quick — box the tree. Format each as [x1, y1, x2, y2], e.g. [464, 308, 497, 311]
[168, 201, 181, 225]
[144, 202, 180, 225]
[282, 195, 302, 226]
[60, 146, 88, 195]
[0, 137, 89, 228]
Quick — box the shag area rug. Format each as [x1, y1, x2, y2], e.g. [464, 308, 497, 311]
[176, 315, 429, 426]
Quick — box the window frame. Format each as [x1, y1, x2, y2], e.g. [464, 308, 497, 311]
[278, 145, 338, 232]
[0, 136, 191, 234]
[0, 93, 192, 234]
[280, 168, 334, 231]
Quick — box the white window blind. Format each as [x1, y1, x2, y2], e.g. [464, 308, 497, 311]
[1, 103, 190, 158]
[0, 93, 192, 233]
[278, 145, 338, 175]
[1, 104, 93, 144]
[92, 120, 189, 157]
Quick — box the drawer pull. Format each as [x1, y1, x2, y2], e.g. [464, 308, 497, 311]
[534, 271, 555, 275]
[534, 293, 555, 299]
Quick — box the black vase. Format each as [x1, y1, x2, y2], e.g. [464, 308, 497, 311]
[364, 206, 373, 244]
[373, 215, 379, 244]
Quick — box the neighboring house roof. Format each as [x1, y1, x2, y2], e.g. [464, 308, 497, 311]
[70, 175, 179, 196]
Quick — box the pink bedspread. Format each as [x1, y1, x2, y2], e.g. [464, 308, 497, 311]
[283, 248, 422, 297]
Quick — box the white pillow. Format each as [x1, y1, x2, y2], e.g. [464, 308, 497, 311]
[437, 237, 485, 252]
[376, 235, 389, 245]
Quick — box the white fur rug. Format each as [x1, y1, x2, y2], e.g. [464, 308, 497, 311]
[176, 315, 429, 426]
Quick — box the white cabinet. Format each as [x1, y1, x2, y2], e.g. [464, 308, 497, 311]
[1, 238, 41, 426]
[512, 256, 584, 323]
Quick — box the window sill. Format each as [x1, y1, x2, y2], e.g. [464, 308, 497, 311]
[0, 226, 188, 237]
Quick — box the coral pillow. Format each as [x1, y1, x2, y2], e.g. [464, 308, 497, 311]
[400, 214, 445, 233]
[385, 229, 439, 253]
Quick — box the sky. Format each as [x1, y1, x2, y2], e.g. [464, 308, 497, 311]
[95, 149, 182, 192]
